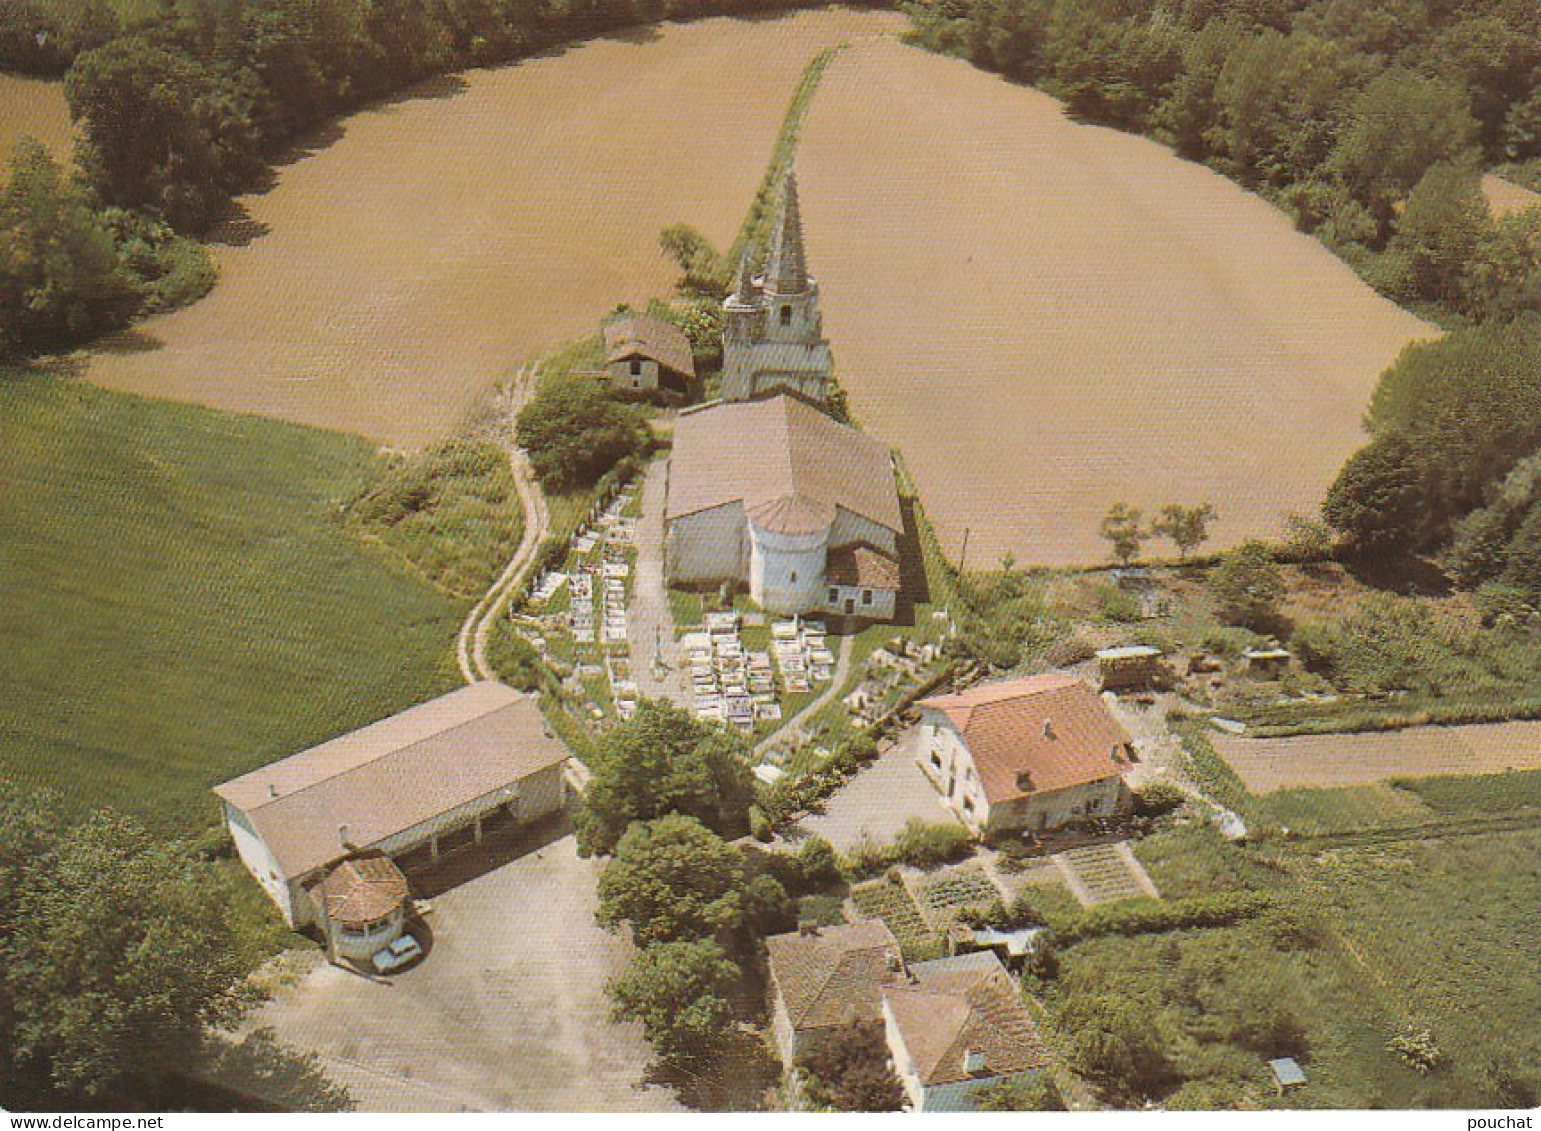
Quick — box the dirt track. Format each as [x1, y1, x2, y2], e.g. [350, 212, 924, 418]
[796, 40, 1437, 567]
[86, 9, 907, 444]
[0, 74, 72, 162]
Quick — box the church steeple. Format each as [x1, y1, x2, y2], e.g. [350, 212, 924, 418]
[730, 250, 758, 305]
[764, 171, 808, 295]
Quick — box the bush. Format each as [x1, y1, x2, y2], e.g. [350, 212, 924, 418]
[1050, 891, 1272, 944]
[1387, 1025, 1445, 1075]
[1132, 781, 1187, 818]
[1209, 541, 1286, 631]
[891, 818, 974, 869]
[515, 377, 650, 492]
[798, 1027, 905, 1112]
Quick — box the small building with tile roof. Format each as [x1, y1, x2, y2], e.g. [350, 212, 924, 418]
[765, 920, 905, 1067]
[213, 682, 570, 935]
[664, 393, 903, 619]
[882, 950, 1052, 1111]
[602, 312, 695, 398]
[917, 674, 1136, 835]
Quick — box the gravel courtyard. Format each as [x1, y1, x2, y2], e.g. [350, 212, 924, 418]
[242, 823, 680, 1113]
[788, 727, 961, 851]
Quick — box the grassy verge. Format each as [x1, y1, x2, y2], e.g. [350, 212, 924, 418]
[0, 371, 463, 838]
[344, 436, 524, 599]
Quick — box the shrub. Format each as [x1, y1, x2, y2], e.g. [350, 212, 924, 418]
[1387, 1025, 1445, 1075]
[1132, 781, 1187, 818]
[973, 1073, 1066, 1111]
[1050, 891, 1272, 944]
[1209, 540, 1286, 631]
[515, 376, 650, 492]
[798, 1027, 905, 1112]
[891, 818, 974, 869]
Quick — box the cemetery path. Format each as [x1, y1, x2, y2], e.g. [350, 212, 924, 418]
[626, 456, 688, 706]
[457, 367, 550, 683]
[754, 633, 854, 758]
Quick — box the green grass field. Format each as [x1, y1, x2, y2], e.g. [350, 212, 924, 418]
[0, 372, 464, 836]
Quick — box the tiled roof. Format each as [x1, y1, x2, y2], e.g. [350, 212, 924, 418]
[826, 543, 901, 590]
[311, 855, 408, 928]
[918, 674, 1133, 804]
[603, 313, 695, 379]
[884, 952, 1049, 1087]
[214, 683, 570, 880]
[746, 494, 837, 536]
[766, 920, 904, 1032]
[665, 394, 901, 536]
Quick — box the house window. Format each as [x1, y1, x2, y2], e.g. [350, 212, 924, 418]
[828, 587, 839, 603]
[1089, 797, 1103, 813]
[931, 752, 942, 769]
[862, 589, 873, 605]
[630, 359, 642, 376]
[963, 796, 975, 813]
[780, 304, 792, 325]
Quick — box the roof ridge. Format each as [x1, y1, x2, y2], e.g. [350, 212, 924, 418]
[247, 697, 537, 811]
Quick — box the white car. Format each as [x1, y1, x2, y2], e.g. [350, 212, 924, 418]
[372, 934, 423, 974]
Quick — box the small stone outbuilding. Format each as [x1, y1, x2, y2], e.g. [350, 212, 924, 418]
[602, 313, 694, 398]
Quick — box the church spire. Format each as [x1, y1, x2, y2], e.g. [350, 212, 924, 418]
[731, 250, 758, 304]
[764, 171, 808, 294]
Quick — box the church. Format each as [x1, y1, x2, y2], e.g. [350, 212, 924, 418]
[662, 174, 904, 621]
[720, 172, 833, 405]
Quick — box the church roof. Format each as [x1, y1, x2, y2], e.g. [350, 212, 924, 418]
[827, 543, 901, 590]
[603, 314, 695, 378]
[665, 395, 902, 537]
[764, 171, 809, 295]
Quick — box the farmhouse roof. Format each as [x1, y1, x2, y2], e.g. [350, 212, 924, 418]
[764, 171, 808, 294]
[310, 855, 409, 928]
[826, 543, 901, 590]
[883, 952, 1049, 1087]
[665, 394, 901, 535]
[918, 674, 1133, 803]
[213, 682, 569, 880]
[766, 920, 904, 1033]
[603, 313, 695, 378]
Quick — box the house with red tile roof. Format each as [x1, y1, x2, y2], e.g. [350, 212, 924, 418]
[602, 312, 695, 398]
[916, 674, 1136, 835]
[764, 920, 905, 1067]
[882, 950, 1052, 1111]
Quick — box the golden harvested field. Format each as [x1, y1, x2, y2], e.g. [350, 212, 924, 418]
[1213, 721, 1541, 793]
[797, 40, 1437, 567]
[1482, 172, 1541, 218]
[86, 8, 908, 444]
[0, 73, 72, 162]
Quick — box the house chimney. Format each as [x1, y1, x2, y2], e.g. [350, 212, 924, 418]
[963, 1049, 988, 1076]
[268, 783, 279, 799]
[1042, 718, 1055, 740]
[338, 823, 351, 848]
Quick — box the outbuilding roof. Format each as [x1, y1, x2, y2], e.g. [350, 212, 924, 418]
[311, 855, 409, 928]
[826, 543, 901, 590]
[883, 952, 1049, 1087]
[214, 682, 569, 881]
[603, 313, 695, 378]
[665, 394, 901, 536]
[918, 674, 1134, 804]
[766, 920, 904, 1033]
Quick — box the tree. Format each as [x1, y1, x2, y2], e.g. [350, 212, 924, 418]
[1328, 67, 1481, 237]
[575, 699, 756, 856]
[1059, 993, 1175, 1104]
[658, 223, 726, 296]
[0, 137, 142, 357]
[595, 814, 749, 947]
[514, 375, 649, 492]
[1152, 503, 1216, 561]
[3, 805, 246, 1106]
[973, 1072, 1067, 1111]
[1382, 162, 1491, 309]
[1208, 539, 1285, 630]
[798, 1027, 905, 1111]
[606, 937, 740, 1075]
[66, 36, 263, 231]
[1099, 502, 1145, 566]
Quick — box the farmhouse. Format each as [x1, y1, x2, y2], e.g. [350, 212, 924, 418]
[602, 312, 694, 397]
[721, 173, 832, 406]
[917, 674, 1136, 835]
[882, 951, 1051, 1112]
[765, 919, 905, 1067]
[663, 393, 903, 619]
[213, 682, 569, 957]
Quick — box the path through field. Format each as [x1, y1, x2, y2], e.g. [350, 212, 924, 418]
[0, 74, 71, 162]
[84, 8, 907, 444]
[796, 40, 1437, 567]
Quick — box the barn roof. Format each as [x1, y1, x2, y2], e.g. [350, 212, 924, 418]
[665, 395, 901, 536]
[918, 674, 1133, 804]
[766, 920, 904, 1033]
[214, 683, 569, 881]
[603, 313, 695, 378]
[883, 952, 1049, 1087]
